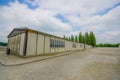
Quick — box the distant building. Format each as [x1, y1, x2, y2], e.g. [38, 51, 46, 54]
[7, 27, 91, 57]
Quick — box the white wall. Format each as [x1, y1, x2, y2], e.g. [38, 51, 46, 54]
[26, 32, 37, 56]
[8, 34, 23, 56]
[8, 35, 13, 54]
[37, 35, 44, 55]
[19, 33, 25, 56]
[79, 43, 84, 49]
[44, 36, 50, 54]
[16, 34, 21, 55]
[65, 41, 70, 51]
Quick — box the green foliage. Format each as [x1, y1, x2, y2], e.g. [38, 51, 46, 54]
[96, 43, 119, 47]
[71, 35, 74, 41]
[89, 32, 96, 47]
[63, 35, 65, 39]
[82, 35, 85, 43]
[75, 36, 78, 42]
[84, 32, 90, 45]
[0, 42, 7, 46]
[63, 35, 69, 40]
[78, 32, 83, 43]
[63, 31, 96, 47]
[80, 31, 96, 47]
[68, 37, 71, 41]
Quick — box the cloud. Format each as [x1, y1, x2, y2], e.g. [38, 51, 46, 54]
[105, 31, 120, 36]
[0, 1, 72, 42]
[0, 0, 120, 43]
[97, 31, 120, 43]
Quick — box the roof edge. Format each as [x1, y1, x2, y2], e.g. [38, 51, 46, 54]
[7, 27, 28, 38]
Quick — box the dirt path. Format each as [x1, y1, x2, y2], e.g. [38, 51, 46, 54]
[0, 48, 120, 80]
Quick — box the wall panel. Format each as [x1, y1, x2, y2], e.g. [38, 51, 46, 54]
[26, 32, 37, 56]
[37, 35, 44, 55]
[19, 33, 25, 56]
[44, 36, 50, 54]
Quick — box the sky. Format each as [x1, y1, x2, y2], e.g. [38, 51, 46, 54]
[0, 0, 120, 43]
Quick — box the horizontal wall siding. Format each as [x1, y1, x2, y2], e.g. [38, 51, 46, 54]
[26, 32, 37, 56]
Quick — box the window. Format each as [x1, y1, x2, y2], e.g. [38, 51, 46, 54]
[58, 40, 60, 47]
[55, 40, 57, 47]
[50, 39, 65, 48]
[56, 40, 59, 47]
[50, 39, 54, 48]
[60, 41, 62, 47]
[50, 39, 52, 47]
[63, 41, 65, 47]
[61, 41, 65, 47]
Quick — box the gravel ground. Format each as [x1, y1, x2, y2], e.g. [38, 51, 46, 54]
[0, 48, 120, 80]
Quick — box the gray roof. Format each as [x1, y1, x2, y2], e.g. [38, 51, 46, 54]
[8, 27, 28, 38]
[8, 27, 65, 40]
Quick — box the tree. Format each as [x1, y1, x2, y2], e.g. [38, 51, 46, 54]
[0, 42, 7, 46]
[68, 37, 71, 41]
[62, 31, 97, 47]
[84, 32, 90, 45]
[78, 32, 83, 43]
[82, 35, 85, 44]
[82, 35, 86, 49]
[63, 35, 66, 39]
[89, 32, 96, 47]
[71, 35, 74, 41]
[65, 37, 68, 40]
[75, 35, 78, 42]
[96, 43, 119, 47]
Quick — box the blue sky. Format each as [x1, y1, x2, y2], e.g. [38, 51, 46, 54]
[95, 2, 120, 16]
[0, 0, 120, 43]
[0, 0, 13, 6]
[55, 14, 69, 23]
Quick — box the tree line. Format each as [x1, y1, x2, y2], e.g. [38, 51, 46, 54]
[96, 43, 119, 47]
[63, 32, 96, 47]
[0, 42, 7, 46]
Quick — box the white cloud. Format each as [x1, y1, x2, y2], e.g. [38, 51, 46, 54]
[0, 0, 120, 43]
[0, 1, 73, 42]
[105, 31, 120, 36]
[96, 31, 120, 43]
